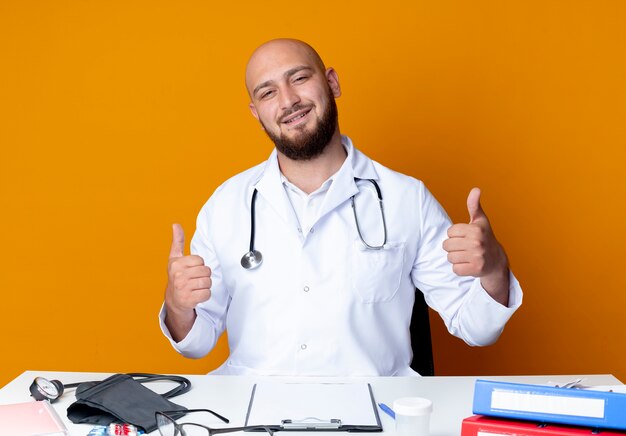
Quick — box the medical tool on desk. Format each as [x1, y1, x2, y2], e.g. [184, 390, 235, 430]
[29, 376, 81, 402]
[88, 423, 145, 436]
[29, 373, 193, 432]
[240, 178, 388, 269]
[29, 373, 191, 403]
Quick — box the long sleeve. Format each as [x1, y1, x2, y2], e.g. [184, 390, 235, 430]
[411, 183, 522, 346]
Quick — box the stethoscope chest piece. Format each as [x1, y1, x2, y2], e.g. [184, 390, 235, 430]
[241, 179, 386, 270]
[241, 250, 263, 269]
[241, 188, 263, 270]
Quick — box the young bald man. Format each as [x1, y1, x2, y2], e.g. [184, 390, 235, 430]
[160, 39, 522, 376]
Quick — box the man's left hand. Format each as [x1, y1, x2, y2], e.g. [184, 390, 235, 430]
[443, 187, 510, 306]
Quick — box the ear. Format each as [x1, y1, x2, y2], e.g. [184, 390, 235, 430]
[325, 67, 341, 98]
[249, 102, 259, 120]
[248, 102, 265, 130]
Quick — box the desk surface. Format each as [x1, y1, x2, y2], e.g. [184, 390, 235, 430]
[0, 371, 621, 436]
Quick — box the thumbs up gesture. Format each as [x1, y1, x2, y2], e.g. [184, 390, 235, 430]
[443, 188, 510, 305]
[164, 224, 212, 340]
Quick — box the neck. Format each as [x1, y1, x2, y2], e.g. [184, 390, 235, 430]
[277, 131, 346, 194]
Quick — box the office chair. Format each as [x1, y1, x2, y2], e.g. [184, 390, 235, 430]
[409, 289, 435, 376]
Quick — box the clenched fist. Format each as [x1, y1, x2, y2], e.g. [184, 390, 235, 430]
[164, 223, 212, 341]
[443, 188, 510, 306]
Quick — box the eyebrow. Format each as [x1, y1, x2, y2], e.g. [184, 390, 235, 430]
[252, 66, 314, 97]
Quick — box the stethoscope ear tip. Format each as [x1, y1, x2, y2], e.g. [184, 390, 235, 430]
[241, 250, 263, 270]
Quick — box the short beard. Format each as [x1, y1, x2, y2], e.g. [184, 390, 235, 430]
[262, 93, 338, 161]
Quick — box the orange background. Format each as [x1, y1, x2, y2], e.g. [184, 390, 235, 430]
[1, 1, 625, 388]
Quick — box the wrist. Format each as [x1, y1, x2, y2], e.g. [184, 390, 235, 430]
[481, 261, 510, 306]
[165, 300, 196, 322]
[164, 309, 197, 343]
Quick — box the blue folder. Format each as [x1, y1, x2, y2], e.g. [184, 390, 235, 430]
[472, 379, 626, 431]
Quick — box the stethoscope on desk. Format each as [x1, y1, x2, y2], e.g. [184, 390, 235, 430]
[240, 177, 388, 269]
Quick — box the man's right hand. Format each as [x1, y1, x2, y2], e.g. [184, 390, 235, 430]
[164, 223, 212, 341]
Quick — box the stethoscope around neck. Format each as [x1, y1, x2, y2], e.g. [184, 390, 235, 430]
[240, 177, 388, 270]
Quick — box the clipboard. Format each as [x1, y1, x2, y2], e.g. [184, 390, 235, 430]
[244, 382, 382, 432]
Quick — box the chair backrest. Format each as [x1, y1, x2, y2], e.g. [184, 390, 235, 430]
[409, 289, 435, 376]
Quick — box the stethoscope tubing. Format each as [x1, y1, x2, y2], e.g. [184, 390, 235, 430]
[249, 189, 258, 253]
[351, 179, 387, 250]
[241, 177, 387, 269]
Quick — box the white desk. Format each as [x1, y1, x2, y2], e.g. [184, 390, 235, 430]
[0, 371, 621, 436]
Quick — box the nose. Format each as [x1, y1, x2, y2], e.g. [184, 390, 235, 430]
[278, 85, 301, 110]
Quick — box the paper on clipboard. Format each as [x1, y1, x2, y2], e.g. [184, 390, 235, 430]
[245, 382, 381, 430]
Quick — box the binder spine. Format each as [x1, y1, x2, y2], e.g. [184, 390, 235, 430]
[462, 415, 626, 436]
[472, 380, 626, 431]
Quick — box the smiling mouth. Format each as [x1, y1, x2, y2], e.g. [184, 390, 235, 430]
[282, 108, 312, 125]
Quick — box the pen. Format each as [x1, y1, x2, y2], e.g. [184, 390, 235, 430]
[378, 402, 395, 419]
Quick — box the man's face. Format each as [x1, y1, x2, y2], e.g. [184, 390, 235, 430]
[246, 41, 341, 161]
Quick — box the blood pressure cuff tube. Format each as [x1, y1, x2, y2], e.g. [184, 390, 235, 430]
[67, 373, 187, 432]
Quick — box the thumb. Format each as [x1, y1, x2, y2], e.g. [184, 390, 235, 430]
[467, 187, 486, 223]
[169, 223, 185, 259]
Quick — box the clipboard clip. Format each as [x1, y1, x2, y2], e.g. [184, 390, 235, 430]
[281, 417, 342, 430]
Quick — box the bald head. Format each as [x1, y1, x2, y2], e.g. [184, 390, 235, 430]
[243, 38, 342, 162]
[245, 39, 327, 98]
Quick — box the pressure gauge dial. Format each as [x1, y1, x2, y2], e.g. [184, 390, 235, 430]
[29, 377, 64, 402]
